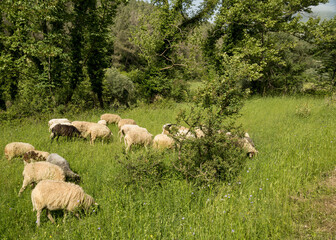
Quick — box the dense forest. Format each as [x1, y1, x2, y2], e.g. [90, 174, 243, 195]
[0, 0, 335, 118]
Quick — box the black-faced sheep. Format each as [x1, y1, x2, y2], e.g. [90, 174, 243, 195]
[31, 180, 97, 227]
[4, 142, 35, 160]
[46, 153, 81, 181]
[50, 124, 81, 142]
[23, 150, 50, 164]
[124, 128, 153, 152]
[18, 161, 65, 196]
[153, 133, 174, 149]
[100, 113, 121, 124]
[118, 118, 137, 130]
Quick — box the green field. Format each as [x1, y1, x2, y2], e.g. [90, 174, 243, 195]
[1, 97, 335, 239]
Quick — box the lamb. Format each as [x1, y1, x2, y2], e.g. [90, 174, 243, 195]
[100, 113, 121, 124]
[23, 150, 50, 164]
[46, 153, 81, 181]
[50, 124, 81, 142]
[118, 118, 137, 130]
[48, 118, 71, 127]
[124, 128, 153, 152]
[31, 180, 96, 227]
[4, 142, 35, 160]
[18, 162, 65, 196]
[153, 133, 174, 149]
[118, 124, 148, 142]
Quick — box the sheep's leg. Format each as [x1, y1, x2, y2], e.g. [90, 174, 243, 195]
[18, 179, 30, 196]
[46, 209, 55, 224]
[36, 209, 41, 227]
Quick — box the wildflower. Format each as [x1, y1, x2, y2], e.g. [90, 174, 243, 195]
[191, 192, 194, 195]
[228, 183, 231, 186]
[93, 210, 95, 212]
[9, 208, 12, 210]
[266, 178, 269, 180]
[232, 229, 235, 233]
[143, 202, 146, 205]
[182, 217, 185, 220]
[247, 170, 249, 173]
[251, 202, 253, 204]
[224, 195, 227, 198]
[207, 198, 210, 201]
[250, 195, 252, 197]
[238, 182, 241, 184]
[193, 232, 195, 235]
[98, 227, 101, 230]
[259, 188, 262, 190]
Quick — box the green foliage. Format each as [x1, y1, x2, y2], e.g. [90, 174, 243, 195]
[171, 55, 258, 184]
[205, 0, 328, 95]
[103, 68, 136, 108]
[116, 151, 172, 189]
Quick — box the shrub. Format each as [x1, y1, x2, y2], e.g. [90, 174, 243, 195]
[103, 68, 136, 108]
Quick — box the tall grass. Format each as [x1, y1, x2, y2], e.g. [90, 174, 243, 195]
[1, 96, 335, 239]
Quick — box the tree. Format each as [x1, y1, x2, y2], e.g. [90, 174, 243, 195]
[204, 0, 327, 94]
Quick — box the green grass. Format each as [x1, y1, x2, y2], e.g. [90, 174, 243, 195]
[1, 96, 335, 239]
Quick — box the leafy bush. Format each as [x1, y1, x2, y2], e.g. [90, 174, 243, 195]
[172, 132, 247, 184]
[103, 68, 136, 108]
[116, 151, 172, 189]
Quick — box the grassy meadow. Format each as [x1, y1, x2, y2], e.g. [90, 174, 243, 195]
[1, 96, 336, 239]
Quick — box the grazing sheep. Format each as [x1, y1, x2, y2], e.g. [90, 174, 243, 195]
[71, 121, 95, 136]
[18, 162, 65, 196]
[162, 123, 195, 139]
[100, 113, 121, 124]
[4, 142, 35, 160]
[118, 124, 148, 142]
[225, 132, 258, 158]
[48, 118, 71, 127]
[31, 180, 96, 227]
[49, 122, 72, 132]
[118, 118, 137, 130]
[153, 134, 174, 149]
[83, 124, 112, 145]
[50, 124, 81, 142]
[97, 120, 107, 125]
[23, 150, 50, 164]
[47, 153, 80, 181]
[124, 128, 153, 152]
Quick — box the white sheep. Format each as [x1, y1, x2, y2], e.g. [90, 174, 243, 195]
[153, 134, 174, 149]
[97, 120, 107, 125]
[71, 121, 95, 136]
[4, 142, 35, 160]
[84, 123, 113, 145]
[48, 118, 71, 127]
[23, 150, 50, 164]
[31, 180, 96, 227]
[18, 161, 65, 196]
[118, 118, 137, 130]
[118, 124, 148, 142]
[225, 132, 258, 158]
[162, 124, 195, 139]
[124, 128, 153, 152]
[100, 113, 121, 124]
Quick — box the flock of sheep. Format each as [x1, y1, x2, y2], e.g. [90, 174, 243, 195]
[3, 113, 258, 227]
